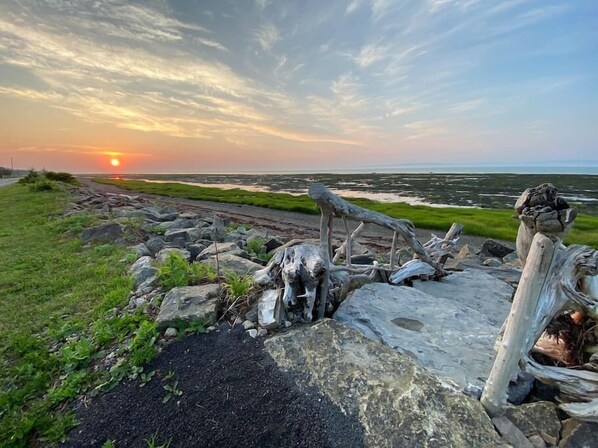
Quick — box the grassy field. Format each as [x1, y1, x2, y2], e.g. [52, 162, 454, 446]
[0, 184, 156, 447]
[96, 178, 598, 247]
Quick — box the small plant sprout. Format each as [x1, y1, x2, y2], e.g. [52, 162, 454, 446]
[223, 271, 255, 303]
[144, 431, 172, 448]
[162, 380, 183, 403]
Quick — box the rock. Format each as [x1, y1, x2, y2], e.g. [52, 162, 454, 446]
[264, 319, 507, 448]
[528, 435, 546, 448]
[134, 243, 152, 258]
[350, 254, 376, 265]
[505, 402, 561, 444]
[257, 328, 268, 337]
[242, 320, 256, 330]
[164, 327, 178, 339]
[185, 243, 208, 261]
[81, 223, 123, 244]
[155, 248, 191, 264]
[247, 329, 258, 338]
[492, 416, 534, 448]
[197, 242, 246, 260]
[335, 283, 503, 391]
[129, 256, 158, 288]
[164, 228, 202, 243]
[141, 206, 162, 221]
[412, 268, 514, 326]
[158, 212, 179, 222]
[145, 236, 165, 255]
[508, 370, 535, 405]
[202, 253, 263, 276]
[258, 289, 284, 330]
[156, 284, 221, 330]
[558, 419, 598, 448]
[483, 257, 503, 267]
[481, 239, 516, 259]
[503, 252, 519, 264]
[264, 237, 283, 252]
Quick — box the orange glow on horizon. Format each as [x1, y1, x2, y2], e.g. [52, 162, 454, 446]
[110, 158, 121, 167]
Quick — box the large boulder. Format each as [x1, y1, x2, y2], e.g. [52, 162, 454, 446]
[197, 242, 246, 260]
[480, 239, 515, 259]
[164, 228, 202, 243]
[201, 253, 263, 276]
[264, 319, 507, 448]
[335, 283, 502, 392]
[129, 256, 158, 288]
[155, 248, 191, 264]
[156, 284, 221, 329]
[81, 223, 123, 244]
[412, 268, 514, 326]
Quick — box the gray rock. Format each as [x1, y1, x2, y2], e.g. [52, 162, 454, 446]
[483, 257, 503, 267]
[505, 402, 561, 444]
[503, 252, 520, 264]
[158, 212, 179, 222]
[247, 329, 258, 338]
[508, 371, 535, 405]
[264, 319, 507, 448]
[412, 268, 514, 326]
[492, 416, 534, 448]
[257, 328, 268, 337]
[164, 228, 202, 243]
[258, 289, 284, 330]
[145, 236, 165, 255]
[558, 419, 598, 448]
[134, 243, 152, 258]
[164, 327, 178, 339]
[81, 222, 123, 244]
[528, 435, 546, 448]
[242, 320, 256, 330]
[197, 242, 246, 260]
[141, 206, 162, 221]
[335, 283, 503, 391]
[185, 243, 208, 261]
[202, 253, 262, 276]
[156, 284, 221, 329]
[481, 239, 516, 259]
[129, 256, 158, 288]
[155, 248, 191, 264]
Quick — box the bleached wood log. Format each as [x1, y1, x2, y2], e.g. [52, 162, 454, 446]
[481, 233, 558, 417]
[559, 399, 598, 423]
[389, 259, 436, 285]
[308, 183, 445, 276]
[389, 231, 399, 271]
[317, 209, 333, 319]
[422, 222, 463, 264]
[515, 183, 576, 265]
[332, 222, 366, 263]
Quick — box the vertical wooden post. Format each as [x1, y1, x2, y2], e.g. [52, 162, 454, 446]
[343, 217, 352, 267]
[481, 233, 558, 416]
[389, 231, 399, 271]
[318, 209, 333, 319]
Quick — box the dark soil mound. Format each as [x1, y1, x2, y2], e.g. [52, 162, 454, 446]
[63, 327, 364, 448]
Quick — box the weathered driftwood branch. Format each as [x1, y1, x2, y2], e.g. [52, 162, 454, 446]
[332, 222, 366, 263]
[515, 183, 576, 265]
[481, 233, 558, 417]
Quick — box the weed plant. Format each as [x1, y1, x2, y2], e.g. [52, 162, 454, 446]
[223, 271, 254, 302]
[157, 253, 217, 290]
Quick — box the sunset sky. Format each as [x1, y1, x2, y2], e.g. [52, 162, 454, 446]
[0, 0, 596, 173]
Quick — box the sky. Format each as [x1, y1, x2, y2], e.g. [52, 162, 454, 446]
[0, 0, 596, 174]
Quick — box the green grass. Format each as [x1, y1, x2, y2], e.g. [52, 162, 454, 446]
[157, 253, 217, 290]
[0, 184, 157, 447]
[95, 178, 598, 247]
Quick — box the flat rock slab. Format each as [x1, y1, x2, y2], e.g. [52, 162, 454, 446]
[265, 320, 506, 448]
[335, 283, 502, 391]
[156, 284, 221, 329]
[198, 242, 245, 260]
[202, 253, 263, 276]
[412, 268, 514, 326]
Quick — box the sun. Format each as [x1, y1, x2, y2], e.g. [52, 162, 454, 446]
[110, 158, 121, 167]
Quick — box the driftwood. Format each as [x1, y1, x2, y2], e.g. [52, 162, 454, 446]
[308, 183, 446, 318]
[481, 183, 598, 422]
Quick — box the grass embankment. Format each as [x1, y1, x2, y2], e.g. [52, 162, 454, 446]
[96, 178, 598, 247]
[0, 184, 156, 447]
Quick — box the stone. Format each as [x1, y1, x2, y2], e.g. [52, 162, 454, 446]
[242, 320, 255, 330]
[155, 284, 221, 329]
[264, 319, 507, 448]
[335, 283, 503, 391]
[164, 228, 202, 243]
[155, 248, 191, 264]
[134, 243, 152, 258]
[202, 253, 263, 277]
[141, 206, 162, 221]
[258, 289, 284, 330]
[81, 222, 123, 244]
[247, 329, 258, 338]
[528, 435, 546, 448]
[197, 242, 246, 260]
[483, 257, 503, 267]
[145, 236, 165, 255]
[257, 328, 268, 337]
[129, 256, 158, 288]
[412, 268, 514, 326]
[506, 402, 561, 444]
[558, 419, 598, 448]
[164, 327, 178, 339]
[492, 416, 534, 448]
[503, 252, 519, 263]
[508, 370, 535, 405]
[481, 239, 516, 258]
[158, 212, 179, 222]
[264, 237, 283, 252]
[185, 243, 208, 261]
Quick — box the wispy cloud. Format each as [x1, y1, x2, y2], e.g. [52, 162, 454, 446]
[254, 23, 279, 51]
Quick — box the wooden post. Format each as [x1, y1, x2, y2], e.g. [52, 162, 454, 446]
[343, 217, 352, 267]
[389, 231, 399, 271]
[318, 208, 333, 319]
[481, 233, 558, 417]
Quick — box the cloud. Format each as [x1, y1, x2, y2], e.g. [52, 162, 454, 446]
[448, 98, 486, 113]
[254, 23, 279, 51]
[355, 43, 389, 68]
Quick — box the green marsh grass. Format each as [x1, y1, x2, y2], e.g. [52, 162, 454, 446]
[96, 178, 598, 247]
[0, 184, 156, 446]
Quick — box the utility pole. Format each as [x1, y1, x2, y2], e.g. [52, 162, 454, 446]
[11, 157, 14, 177]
